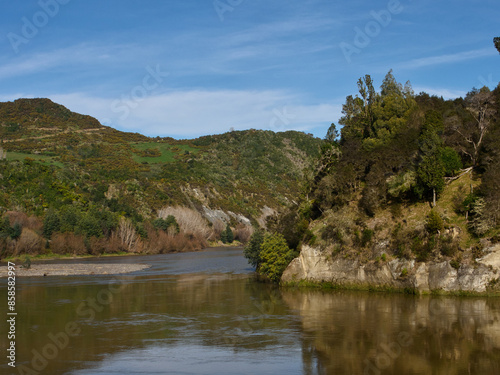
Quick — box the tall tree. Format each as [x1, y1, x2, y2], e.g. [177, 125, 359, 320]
[415, 110, 446, 206]
[453, 87, 495, 166]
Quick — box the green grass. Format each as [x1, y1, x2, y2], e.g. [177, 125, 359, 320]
[6, 152, 64, 167]
[130, 142, 200, 164]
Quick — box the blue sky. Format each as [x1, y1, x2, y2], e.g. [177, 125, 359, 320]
[0, 0, 498, 139]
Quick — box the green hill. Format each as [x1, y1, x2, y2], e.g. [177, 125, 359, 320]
[0, 98, 321, 258]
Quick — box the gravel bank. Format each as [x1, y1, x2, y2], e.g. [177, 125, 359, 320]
[0, 263, 151, 277]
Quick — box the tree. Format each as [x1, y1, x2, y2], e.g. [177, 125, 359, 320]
[224, 224, 234, 244]
[43, 210, 61, 239]
[452, 88, 495, 166]
[153, 215, 179, 234]
[243, 229, 264, 268]
[415, 111, 446, 206]
[325, 123, 339, 143]
[440, 147, 462, 176]
[494, 37, 500, 54]
[259, 233, 293, 282]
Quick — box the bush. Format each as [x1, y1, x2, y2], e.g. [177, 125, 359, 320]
[43, 210, 60, 239]
[15, 228, 44, 255]
[426, 210, 444, 234]
[361, 229, 374, 247]
[244, 229, 264, 268]
[153, 215, 179, 234]
[221, 224, 234, 244]
[259, 233, 294, 282]
[51, 232, 86, 255]
[440, 234, 459, 257]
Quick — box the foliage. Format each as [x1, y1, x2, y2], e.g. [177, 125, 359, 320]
[440, 147, 463, 176]
[243, 229, 264, 268]
[221, 224, 234, 244]
[153, 215, 180, 234]
[426, 210, 444, 235]
[259, 233, 294, 283]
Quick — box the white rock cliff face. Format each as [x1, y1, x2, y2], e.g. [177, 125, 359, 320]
[282, 245, 500, 294]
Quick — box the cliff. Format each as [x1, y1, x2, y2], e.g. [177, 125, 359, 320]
[282, 244, 500, 294]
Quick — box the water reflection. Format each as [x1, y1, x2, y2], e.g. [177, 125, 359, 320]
[1, 249, 499, 375]
[282, 289, 500, 374]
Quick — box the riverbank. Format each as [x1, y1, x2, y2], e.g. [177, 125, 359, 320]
[281, 244, 500, 296]
[1, 240, 243, 264]
[0, 262, 151, 277]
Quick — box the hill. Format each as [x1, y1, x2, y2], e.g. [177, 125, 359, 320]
[0, 98, 322, 258]
[242, 71, 500, 291]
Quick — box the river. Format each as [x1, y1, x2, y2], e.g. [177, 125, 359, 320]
[1, 247, 500, 374]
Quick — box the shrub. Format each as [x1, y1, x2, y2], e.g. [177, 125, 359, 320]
[439, 235, 458, 257]
[259, 233, 294, 282]
[361, 229, 374, 247]
[43, 210, 61, 239]
[153, 215, 180, 234]
[51, 232, 86, 255]
[426, 210, 444, 234]
[244, 229, 264, 268]
[221, 224, 234, 244]
[15, 228, 44, 255]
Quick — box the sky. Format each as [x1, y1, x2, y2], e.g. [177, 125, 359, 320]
[0, 0, 498, 139]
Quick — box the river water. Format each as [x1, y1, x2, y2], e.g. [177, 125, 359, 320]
[1, 247, 500, 374]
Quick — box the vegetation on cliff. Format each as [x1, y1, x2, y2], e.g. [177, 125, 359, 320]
[246, 66, 500, 282]
[278, 71, 500, 277]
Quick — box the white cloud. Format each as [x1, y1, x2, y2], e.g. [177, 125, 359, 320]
[400, 48, 497, 70]
[48, 90, 338, 138]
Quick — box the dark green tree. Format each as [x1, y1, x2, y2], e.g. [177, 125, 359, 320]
[325, 123, 339, 143]
[221, 224, 233, 244]
[153, 215, 180, 233]
[440, 147, 463, 176]
[43, 210, 61, 239]
[494, 37, 500, 54]
[243, 229, 264, 268]
[415, 111, 446, 206]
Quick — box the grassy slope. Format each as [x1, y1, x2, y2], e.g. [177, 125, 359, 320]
[0, 98, 322, 221]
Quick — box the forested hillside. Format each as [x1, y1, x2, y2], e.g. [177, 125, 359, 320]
[0, 98, 321, 258]
[245, 70, 500, 283]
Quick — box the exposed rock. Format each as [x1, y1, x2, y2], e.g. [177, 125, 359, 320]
[282, 245, 500, 294]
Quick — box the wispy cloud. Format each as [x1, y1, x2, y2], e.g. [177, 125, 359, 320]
[400, 48, 497, 70]
[0, 43, 144, 80]
[47, 90, 337, 138]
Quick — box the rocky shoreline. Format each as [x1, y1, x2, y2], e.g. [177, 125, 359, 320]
[0, 263, 151, 277]
[282, 244, 500, 295]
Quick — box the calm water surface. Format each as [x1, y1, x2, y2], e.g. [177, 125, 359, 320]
[1, 247, 500, 374]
